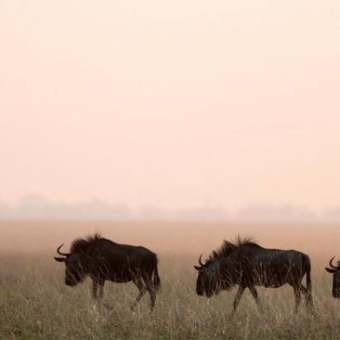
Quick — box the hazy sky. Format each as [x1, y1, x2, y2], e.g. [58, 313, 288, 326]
[1, 1, 340, 211]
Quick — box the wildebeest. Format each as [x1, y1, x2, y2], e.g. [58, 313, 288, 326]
[325, 256, 340, 298]
[54, 233, 161, 310]
[194, 237, 314, 314]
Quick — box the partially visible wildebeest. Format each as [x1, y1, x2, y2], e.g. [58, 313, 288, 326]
[194, 236, 314, 314]
[54, 233, 161, 310]
[325, 256, 340, 298]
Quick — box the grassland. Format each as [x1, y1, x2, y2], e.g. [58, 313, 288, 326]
[1, 220, 340, 339]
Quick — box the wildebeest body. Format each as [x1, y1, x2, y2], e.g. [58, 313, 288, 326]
[54, 233, 160, 310]
[86, 239, 158, 282]
[231, 246, 310, 287]
[195, 237, 314, 314]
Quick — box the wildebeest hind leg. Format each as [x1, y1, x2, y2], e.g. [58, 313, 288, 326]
[299, 284, 314, 312]
[142, 275, 157, 311]
[293, 286, 301, 314]
[131, 278, 147, 311]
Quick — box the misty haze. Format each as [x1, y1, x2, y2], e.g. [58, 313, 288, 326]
[1, 0, 340, 339]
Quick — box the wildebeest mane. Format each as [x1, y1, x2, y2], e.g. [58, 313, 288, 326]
[70, 232, 103, 254]
[207, 236, 260, 262]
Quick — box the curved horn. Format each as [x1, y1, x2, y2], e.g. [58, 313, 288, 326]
[329, 256, 337, 269]
[56, 244, 70, 256]
[198, 254, 204, 266]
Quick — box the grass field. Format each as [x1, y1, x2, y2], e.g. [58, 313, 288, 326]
[1, 220, 340, 339]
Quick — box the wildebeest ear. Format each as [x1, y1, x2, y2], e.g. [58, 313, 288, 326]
[194, 265, 202, 271]
[54, 257, 66, 262]
[325, 267, 337, 273]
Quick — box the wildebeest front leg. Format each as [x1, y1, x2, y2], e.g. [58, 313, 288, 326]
[92, 279, 104, 300]
[249, 286, 263, 313]
[131, 278, 147, 311]
[98, 281, 104, 299]
[232, 285, 245, 313]
[92, 279, 98, 299]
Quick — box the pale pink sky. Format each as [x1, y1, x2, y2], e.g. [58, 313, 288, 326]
[1, 1, 340, 211]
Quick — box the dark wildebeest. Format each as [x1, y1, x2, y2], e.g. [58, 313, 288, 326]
[54, 233, 161, 310]
[325, 256, 340, 298]
[194, 237, 314, 314]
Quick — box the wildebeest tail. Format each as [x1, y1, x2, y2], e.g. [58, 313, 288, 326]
[303, 254, 314, 308]
[152, 258, 161, 292]
[304, 255, 312, 290]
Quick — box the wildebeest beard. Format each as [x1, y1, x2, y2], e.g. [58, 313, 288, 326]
[218, 258, 240, 290]
[64, 254, 88, 286]
[332, 273, 340, 298]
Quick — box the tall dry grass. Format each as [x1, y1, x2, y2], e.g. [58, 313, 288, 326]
[1, 220, 340, 339]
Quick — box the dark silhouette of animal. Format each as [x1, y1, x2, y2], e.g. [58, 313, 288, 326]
[54, 233, 161, 310]
[194, 237, 314, 314]
[325, 256, 340, 298]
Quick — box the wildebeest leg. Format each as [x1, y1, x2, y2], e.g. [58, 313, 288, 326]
[92, 278, 104, 300]
[249, 286, 263, 313]
[143, 275, 157, 311]
[131, 278, 147, 311]
[299, 284, 314, 312]
[98, 281, 104, 299]
[92, 279, 99, 299]
[293, 285, 301, 314]
[232, 285, 245, 313]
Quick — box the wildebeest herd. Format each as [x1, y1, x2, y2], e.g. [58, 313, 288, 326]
[54, 233, 339, 314]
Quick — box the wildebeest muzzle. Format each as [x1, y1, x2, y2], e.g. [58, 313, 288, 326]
[65, 276, 79, 287]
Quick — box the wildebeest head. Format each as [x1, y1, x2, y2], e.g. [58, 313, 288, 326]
[325, 256, 340, 298]
[194, 255, 225, 298]
[194, 254, 240, 297]
[54, 244, 87, 287]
